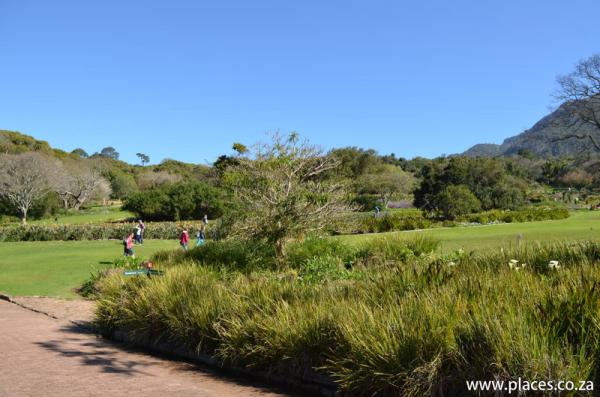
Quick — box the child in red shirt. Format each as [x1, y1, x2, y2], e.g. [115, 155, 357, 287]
[180, 229, 190, 251]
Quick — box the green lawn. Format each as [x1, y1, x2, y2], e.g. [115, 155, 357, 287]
[338, 210, 600, 253]
[2, 210, 599, 298]
[28, 205, 134, 225]
[0, 239, 178, 298]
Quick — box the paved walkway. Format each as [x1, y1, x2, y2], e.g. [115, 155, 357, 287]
[0, 299, 294, 397]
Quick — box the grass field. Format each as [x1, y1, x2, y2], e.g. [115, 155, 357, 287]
[338, 209, 600, 252]
[0, 239, 177, 298]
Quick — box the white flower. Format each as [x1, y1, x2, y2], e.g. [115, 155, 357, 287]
[548, 260, 560, 269]
[509, 259, 518, 269]
[521, 263, 527, 268]
[448, 261, 456, 267]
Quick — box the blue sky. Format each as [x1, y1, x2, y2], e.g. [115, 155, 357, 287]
[1, 0, 599, 164]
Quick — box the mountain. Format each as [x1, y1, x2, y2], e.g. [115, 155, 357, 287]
[463, 102, 600, 157]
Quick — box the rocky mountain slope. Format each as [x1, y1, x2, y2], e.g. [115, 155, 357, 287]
[463, 102, 600, 157]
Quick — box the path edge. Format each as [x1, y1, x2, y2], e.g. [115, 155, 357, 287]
[108, 328, 340, 397]
[2, 295, 339, 397]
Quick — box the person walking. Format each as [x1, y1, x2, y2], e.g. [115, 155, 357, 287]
[180, 229, 190, 251]
[123, 232, 135, 257]
[203, 214, 208, 226]
[196, 227, 205, 246]
[134, 225, 142, 245]
[138, 219, 145, 244]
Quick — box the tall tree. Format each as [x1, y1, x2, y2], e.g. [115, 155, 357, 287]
[99, 146, 120, 160]
[136, 152, 150, 166]
[224, 133, 354, 260]
[0, 153, 55, 224]
[554, 53, 600, 150]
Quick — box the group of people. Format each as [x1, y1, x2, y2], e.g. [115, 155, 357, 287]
[179, 214, 208, 250]
[122, 215, 210, 257]
[123, 219, 145, 257]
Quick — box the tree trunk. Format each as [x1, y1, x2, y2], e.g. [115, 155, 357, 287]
[275, 238, 287, 265]
[21, 209, 27, 225]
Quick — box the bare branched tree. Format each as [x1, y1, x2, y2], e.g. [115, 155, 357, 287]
[554, 53, 600, 150]
[223, 132, 354, 260]
[0, 152, 55, 224]
[54, 160, 109, 210]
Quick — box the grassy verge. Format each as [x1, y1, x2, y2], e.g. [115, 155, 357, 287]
[0, 239, 178, 298]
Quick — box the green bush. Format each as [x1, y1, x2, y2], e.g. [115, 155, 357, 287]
[285, 237, 357, 266]
[434, 185, 481, 220]
[458, 207, 570, 224]
[123, 181, 225, 221]
[182, 239, 277, 271]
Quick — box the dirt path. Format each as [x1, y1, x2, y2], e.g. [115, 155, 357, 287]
[0, 299, 295, 397]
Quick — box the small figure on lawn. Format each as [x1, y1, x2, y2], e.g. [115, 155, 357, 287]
[134, 225, 142, 245]
[203, 214, 209, 226]
[196, 227, 205, 247]
[123, 232, 135, 257]
[138, 219, 145, 244]
[180, 229, 190, 251]
[374, 205, 380, 216]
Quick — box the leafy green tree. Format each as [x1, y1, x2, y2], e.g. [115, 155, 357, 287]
[99, 146, 120, 160]
[71, 148, 89, 158]
[223, 133, 354, 260]
[434, 185, 481, 220]
[355, 164, 415, 209]
[123, 182, 224, 221]
[106, 170, 138, 199]
[136, 152, 150, 166]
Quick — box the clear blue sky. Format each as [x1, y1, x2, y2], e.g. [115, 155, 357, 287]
[1, 0, 599, 164]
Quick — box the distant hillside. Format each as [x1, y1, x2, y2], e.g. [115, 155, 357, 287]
[463, 102, 600, 157]
[0, 130, 72, 158]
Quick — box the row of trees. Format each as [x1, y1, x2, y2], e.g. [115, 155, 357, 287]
[0, 153, 110, 223]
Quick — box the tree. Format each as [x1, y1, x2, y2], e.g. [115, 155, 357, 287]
[554, 53, 600, 151]
[136, 152, 150, 166]
[0, 152, 55, 224]
[223, 133, 354, 260]
[434, 185, 481, 220]
[136, 170, 181, 190]
[71, 148, 89, 158]
[123, 182, 224, 221]
[99, 146, 120, 160]
[355, 164, 415, 209]
[54, 160, 110, 210]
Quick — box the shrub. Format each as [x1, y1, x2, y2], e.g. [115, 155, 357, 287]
[285, 237, 357, 266]
[123, 181, 225, 221]
[434, 185, 481, 220]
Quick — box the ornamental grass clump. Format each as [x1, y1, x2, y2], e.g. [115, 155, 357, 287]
[95, 240, 600, 396]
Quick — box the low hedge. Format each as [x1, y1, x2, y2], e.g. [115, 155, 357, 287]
[0, 207, 570, 241]
[457, 207, 570, 224]
[0, 222, 203, 242]
[329, 207, 570, 235]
